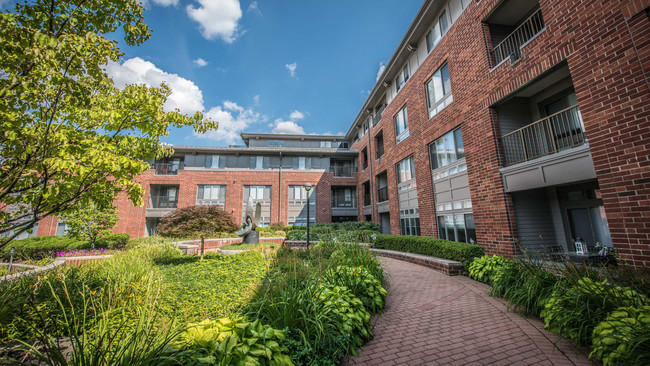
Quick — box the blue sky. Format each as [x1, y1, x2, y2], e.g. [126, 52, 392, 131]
[6, 0, 424, 146]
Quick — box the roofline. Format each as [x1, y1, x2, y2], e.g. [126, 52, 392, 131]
[240, 132, 347, 141]
[345, 0, 436, 140]
[170, 145, 359, 156]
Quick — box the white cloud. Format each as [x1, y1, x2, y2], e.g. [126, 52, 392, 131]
[289, 110, 304, 120]
[247, 1, 261, 15]
[271, 120, 305, 134]
[195, 101, 261, 145]
[187, 0, 243, 43]
[193, 58, 208, 67]
[253, 95, 260, 105]
[376, 61, 386, 82]
[141, 0, 178, 7]
[105, 57, 204, 115]
[285, 63, 297, 78]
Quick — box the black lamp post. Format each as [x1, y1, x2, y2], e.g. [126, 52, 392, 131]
[304, 183, 313, 249]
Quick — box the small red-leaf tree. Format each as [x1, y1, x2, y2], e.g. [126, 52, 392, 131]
[157, 205, 238, 260]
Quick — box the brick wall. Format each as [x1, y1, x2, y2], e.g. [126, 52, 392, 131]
[352, 0, 650, 263]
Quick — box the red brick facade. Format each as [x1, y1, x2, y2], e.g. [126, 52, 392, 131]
[352, 0, 650, 265]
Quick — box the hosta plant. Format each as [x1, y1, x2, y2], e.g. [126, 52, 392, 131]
[322, 266, 387, 313]
[469, 255, 510, 283]
[315, 284, 372, 355]
[541, 277, 650, 347]
[175, 318, 294, 366]
[590, 306, 650, 365]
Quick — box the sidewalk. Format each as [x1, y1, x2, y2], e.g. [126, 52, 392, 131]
[347, 257, 595, 366]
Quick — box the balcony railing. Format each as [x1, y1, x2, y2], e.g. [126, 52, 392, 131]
[363, 193, 371, 206]
[149, 196, 178, 209]
[491, 8, 545, 65]
[501, 105, 585, 166]
[329, 165, 356, 177]
[152, 163, 183, 175]
[372, 106, 385, 126]
[362, 160, 368, 170]
[377, 186, 389, 202]
[332, 195, 357, 208]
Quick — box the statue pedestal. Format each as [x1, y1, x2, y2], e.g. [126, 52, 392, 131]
[243, 231, 260, 244]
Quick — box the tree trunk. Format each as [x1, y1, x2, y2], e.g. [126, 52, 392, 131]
[200, 235, 205, 261]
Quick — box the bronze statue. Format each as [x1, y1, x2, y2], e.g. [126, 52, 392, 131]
[236, 197, 262, 243]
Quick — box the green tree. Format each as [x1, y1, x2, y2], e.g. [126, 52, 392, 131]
[0, 0, 217, 247]
[59, 204, 119, 249]
[157, 205, 239, 260]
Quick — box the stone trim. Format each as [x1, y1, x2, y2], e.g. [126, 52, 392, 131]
[371, 249, 464, 276]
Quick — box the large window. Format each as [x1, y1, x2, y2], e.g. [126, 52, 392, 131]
[243, 185, 272, 226]
[400, 217, 421, 236]
[250, 156, 270, 170]
[437, 214, 476, 243]
[292, 157, 312, 170]
[430, 128, 464, 170]
[197, 185, 226, 206]
[288, 185, 315, 203]
[395, 64, 410, 93]
[394, 106, 409, 144]
[288, 185, 315, 226]
[396, 156, 415, 183]
[205, 155, 226, 169]
[426, 63, 453, 118]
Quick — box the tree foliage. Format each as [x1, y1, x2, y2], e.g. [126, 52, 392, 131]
[0, 0, 217, 247]
[59, 204, 119, 248]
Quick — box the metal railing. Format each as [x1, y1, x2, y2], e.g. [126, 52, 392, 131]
[331, 195, 357, 208]
[329, 165, 356, 177]
[377, 186, 389, 202]
[372, 106, 385, 126]
[501, 105, 585, 166]
[491, 8, 545, 65]
[363, 193, 371, 206]
[149, 196, 178, 209]
[152, 163, 183, 175]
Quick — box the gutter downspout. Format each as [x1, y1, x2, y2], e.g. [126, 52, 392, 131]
[278, 152, 282, 224]
[367, 125, 375, 222]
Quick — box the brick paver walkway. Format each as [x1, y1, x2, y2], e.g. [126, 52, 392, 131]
[347, 257, 595, 366]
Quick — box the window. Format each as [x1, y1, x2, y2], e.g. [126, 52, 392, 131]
[394, 106, 409, 144]
[437, 214, 476, 243]
[362, 148, 368, 170]
[205, 155, 226, 169]
[395, 64, 410, 93]
[292, 157, 312, 170]
[289, 185, 315, 202]
[400, 218, 421, 236]
[439, 9, 449, 34]
[426, 63, 453, 117]
[426, 22, 442, 53]
[250, 156, 270, 169]
[267, 140, 284, 147]
[245, 185, 271, 200]
[56, 221, 69, 237]
[338, 142, 349, 149]
[320, 141, 332, 148]
[396, 156, 415, 183]
[375, 132, 384, 159]
[430, 128, 465, 170]
[197, 185, 226, 206]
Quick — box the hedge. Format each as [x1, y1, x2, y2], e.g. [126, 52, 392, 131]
[285, 222, 380, 235]
[373, 234, 484, 269]
[287, 229, 378, 243]
[1, 233, 130, 260]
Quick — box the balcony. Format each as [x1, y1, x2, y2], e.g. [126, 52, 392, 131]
[501, 106, 585, 166]
[371, 106, 385, 126]
[377, 186, 389, 203]
[329, 165, 356, 177]
[363, 193, 371, 207]
[332, 195, 357, 208]
[490, 8, 545, 66]
[149, 196, 178, 209]
[152, 162, 183, 175]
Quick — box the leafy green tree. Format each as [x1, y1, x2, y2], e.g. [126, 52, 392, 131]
[59, 204, 119, 249]
[157, 205, 239, 260]
[0, 0, 216, 247]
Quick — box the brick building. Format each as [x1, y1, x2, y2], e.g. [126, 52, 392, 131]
[31, 0, 650, 265]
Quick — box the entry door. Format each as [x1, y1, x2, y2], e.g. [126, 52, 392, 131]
[566, 206, 613, 251]
[380, 213, 391, 234]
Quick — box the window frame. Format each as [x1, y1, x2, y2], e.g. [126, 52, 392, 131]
[394, 106, 409, 144]
[429, 127, 465, 170]
[196, 184, 227, 206]
[437, 213, 476, 243]
[396, 155, 415, 184]
[250, 156, 270, 170]
[425, 63, 453, 118]
[395, 64, 410, 93]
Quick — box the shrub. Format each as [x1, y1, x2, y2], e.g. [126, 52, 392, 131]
[94, 233, 130, 249]
[490, 259, 558, 316]
[0, 234, 130, 261]
[373, 234, 484, 269]
[174, 318, 293, 366]
[322, 266, 387, 313]
[469, 255, 510, 283]
[270, 222, 286, 231]
[541, 277, 650, 347]
[590, 306, 650, 365]
[315, 284, 371, 355]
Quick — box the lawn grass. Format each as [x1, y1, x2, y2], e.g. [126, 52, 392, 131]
[220, 242, 278, 251]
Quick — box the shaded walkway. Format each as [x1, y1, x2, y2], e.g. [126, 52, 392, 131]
[347, 257, 595, 366]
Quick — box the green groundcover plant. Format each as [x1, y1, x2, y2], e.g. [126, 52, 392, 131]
[590, 305, 650, 365]
[468, 255, 510, 284]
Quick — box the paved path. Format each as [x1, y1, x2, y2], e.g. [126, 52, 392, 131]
[347, 257, 595, 366]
